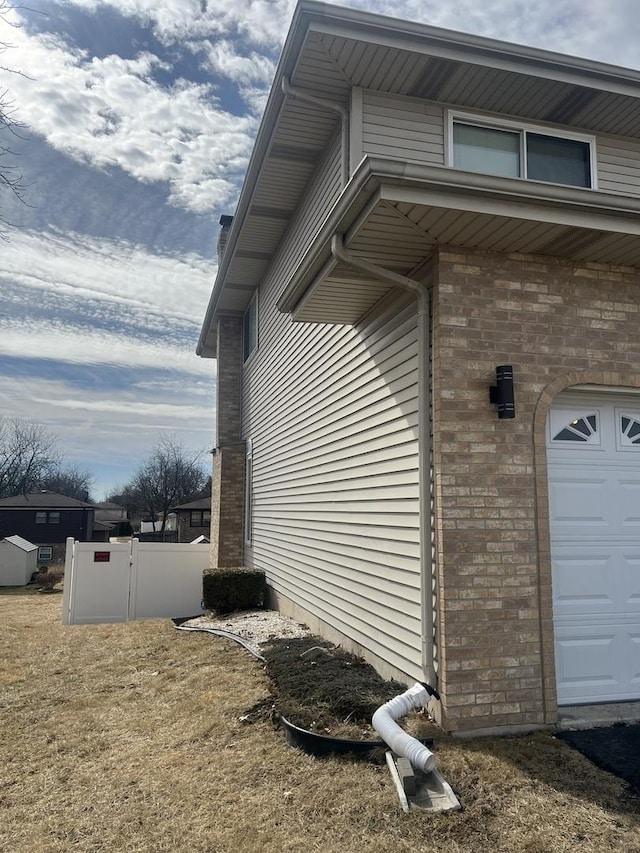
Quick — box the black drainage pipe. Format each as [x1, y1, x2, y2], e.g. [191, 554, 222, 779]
[281, 714, 434, 760]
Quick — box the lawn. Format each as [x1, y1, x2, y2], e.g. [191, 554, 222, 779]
[1, 590, 639, 853]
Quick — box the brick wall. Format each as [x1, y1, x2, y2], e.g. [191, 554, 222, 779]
[177, 513, 210, 543]
[210, 315, 246, 568]
[432, 245, 640, 732]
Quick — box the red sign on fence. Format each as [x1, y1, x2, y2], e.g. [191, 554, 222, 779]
[93, 552, 111, 562]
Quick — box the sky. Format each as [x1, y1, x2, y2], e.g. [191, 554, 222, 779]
[0, 0, 639, 500]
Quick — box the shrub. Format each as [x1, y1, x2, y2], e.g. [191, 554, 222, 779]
[36, 566, 64, 591]
[202, 567, 265, 614]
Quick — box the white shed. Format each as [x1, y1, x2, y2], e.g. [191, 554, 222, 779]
[0, 536, 39, 586]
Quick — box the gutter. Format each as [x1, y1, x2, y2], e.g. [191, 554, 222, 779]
[331, 233, 438, 689]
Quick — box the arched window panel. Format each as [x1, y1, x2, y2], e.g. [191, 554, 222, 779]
[551, 413, 599, 444]
[620, 414, 640, 446]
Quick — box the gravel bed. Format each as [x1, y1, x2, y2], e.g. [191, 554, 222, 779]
[182, 610, 310, 650]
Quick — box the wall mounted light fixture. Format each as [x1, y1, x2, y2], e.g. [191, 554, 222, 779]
[489, 364, 515, 419]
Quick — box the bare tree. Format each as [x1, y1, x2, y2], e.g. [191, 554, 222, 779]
[39, 465, 94, 502]
[117, 436, 207, 532]
[0, 2, 31, 235]
[0, 417, 61, 497]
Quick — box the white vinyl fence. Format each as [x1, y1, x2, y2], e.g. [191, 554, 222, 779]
[62, 538, 208, 625]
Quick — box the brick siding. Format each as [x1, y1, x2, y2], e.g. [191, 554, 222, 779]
[210, 315, 246, 568]
[432, 245, 640, 732]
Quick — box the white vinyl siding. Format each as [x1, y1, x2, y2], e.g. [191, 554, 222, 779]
[361, 90, 445, 166]
[243, 274, 423, 680]
[275, 128, 343, 287]
[361, 89, 640, 200]
[597, 135, 640, 198]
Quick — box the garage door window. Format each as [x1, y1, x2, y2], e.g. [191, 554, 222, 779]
[551, 413, 598, 444]
[619, 414, 640, 446]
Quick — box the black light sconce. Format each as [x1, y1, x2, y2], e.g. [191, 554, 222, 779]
[489, 364, 515, 419]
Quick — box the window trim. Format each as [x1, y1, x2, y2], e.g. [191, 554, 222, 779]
[37, 546, 53, 562]
[244, 438, 253, 545]
[35, 510, 60, 524]
[616, 408, 640, 451]
[242, 292, 258, 363]
[189, 509, 211, 527]
[446, 110, 597, 190]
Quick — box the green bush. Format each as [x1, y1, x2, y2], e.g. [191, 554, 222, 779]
[202, 567, 266, 614]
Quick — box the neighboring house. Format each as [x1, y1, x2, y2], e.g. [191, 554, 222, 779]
[0, 492, 95, 563]
[92, 501, 130, 541]
[172, 498, 212, 543]
[139, 514, 177, 534]
[198, 2, 640, 734]
[0, 536, 38, 586]
[93, 501, 127, 527]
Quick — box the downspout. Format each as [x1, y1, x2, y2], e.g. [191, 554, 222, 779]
[282, 77, 349, 187]
[331, 234, 437, 690]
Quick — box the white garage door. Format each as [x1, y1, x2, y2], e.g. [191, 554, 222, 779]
[548, 391, 640, 705]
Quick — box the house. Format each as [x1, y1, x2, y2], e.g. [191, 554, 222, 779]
[0, 536, 38, 586]
[0, 492, 95, 563]
[93, 501, 127, 527]
[172, 497, 212, 543]
[198, 1, 640, 734]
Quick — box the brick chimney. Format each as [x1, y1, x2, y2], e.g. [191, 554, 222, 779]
[218, 215, 233, 262]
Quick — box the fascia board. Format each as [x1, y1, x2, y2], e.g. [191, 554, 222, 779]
[373, 162, 640, 231]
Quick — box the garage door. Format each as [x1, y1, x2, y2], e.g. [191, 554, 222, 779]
[548, 391, 640, 705]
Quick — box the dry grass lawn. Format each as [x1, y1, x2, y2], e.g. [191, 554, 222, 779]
[1, 590, 639, 853]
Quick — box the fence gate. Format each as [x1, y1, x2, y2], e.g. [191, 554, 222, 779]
[62, 538, 208, 625]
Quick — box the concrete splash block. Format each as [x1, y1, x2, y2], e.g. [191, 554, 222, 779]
[385, 751, 461, 813]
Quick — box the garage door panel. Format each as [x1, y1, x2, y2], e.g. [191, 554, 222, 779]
[548, 476, 608, 528]
[626, 558, 640, 606]
[553, 547, 640, 615]
[549, 392, 640, 706]
[552, 552, 613, 612]
[555, 622, 638, 703]
[555, 629, 618, 704]
[620, 481, 640, 526]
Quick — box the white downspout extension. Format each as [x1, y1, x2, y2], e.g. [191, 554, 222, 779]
[372, 683, 436, 772]
[282, 77, 349, 187]
[331, 234, 437, 690]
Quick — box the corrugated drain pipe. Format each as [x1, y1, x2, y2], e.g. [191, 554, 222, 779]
[372, 682, 437, 772]
[282, 77, 349, 187]
[331, 234, 437, 690]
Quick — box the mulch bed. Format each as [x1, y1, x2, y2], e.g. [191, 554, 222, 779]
[556, 724, 640, 792]
[262, 636, 429, 740]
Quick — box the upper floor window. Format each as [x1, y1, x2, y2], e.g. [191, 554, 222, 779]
[35, 511, 60, 524]
[189, 509, 211, 527]
[243, 293, 257, 362]
[449, 112, 595, 189]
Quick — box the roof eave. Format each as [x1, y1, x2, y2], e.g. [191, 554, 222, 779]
[278, 155, 640, 317]
[198, 0, 640, 356]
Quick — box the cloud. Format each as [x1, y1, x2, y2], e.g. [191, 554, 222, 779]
[0, 228, 215, 321]
[0, 372, 215, 497]
[199, 38, 276, 91]
[1, 9, 257, 213]
[0, 228, 217, 383]
[58, 0, 297, 48]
